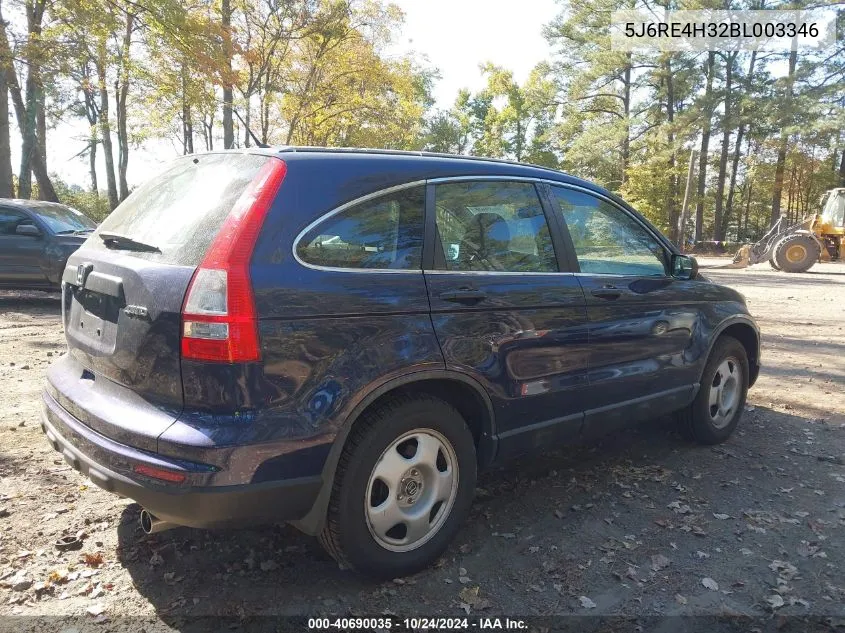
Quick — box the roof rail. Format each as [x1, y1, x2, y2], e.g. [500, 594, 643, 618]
[274, 146, 565, 175]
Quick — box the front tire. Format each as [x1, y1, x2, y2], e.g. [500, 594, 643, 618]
[773, 234, 820, 273]
[319, 395, 476, 578]
[679, 336, 749, 445]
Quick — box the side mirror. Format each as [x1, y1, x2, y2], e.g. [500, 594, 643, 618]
[671, 253, 698, 280]
[16, 224, 41, 237]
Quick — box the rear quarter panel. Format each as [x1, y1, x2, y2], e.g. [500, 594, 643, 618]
[245, 266, 443, 479]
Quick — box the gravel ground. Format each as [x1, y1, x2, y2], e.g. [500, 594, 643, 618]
[1, 259, 844, 631]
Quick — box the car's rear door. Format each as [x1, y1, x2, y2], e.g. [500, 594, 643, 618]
[423, 178, 589, 459]
[547, 185, 701, 439]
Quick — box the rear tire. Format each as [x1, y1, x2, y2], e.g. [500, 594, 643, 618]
[773, 234, 820, 273]
[678, 336, 749, 445]
[319, 395, 476, 578]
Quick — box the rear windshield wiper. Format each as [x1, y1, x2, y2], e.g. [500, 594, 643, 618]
[99, 232, 161, 253]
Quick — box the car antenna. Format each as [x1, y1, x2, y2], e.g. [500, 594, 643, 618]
[233, 109, 269, 149]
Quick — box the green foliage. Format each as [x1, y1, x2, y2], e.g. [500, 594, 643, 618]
[48, 176, 112, 222]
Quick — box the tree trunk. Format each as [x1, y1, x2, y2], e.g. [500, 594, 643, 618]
[20, 0, 54, 200]
[88, 139, 98, 194]
[204, 114, 213, 150]
[244, 97, 251, 148]
[0, 1, 55, 201]
[770, 48, 797, 225]
[115, 13, 133, 202]
[713, 53, 734, 241]
[726, 51, 757, 236]
[839, 146, 845, 186]
[738, 178, 750, 241]
[663, 55, 679, 243]
[694, 52, 715, 243]
[181, 64, 194, 154]
[36, 92, 45, 175]
[96, 44, 119, 211]
[786, 162, 796, 224]
[18, 53, 37, 198]
[82, 81, 99, 195]
[620, 54, 631, 185]
[221, 0, 234, 149]
[0, 52, 14, 198]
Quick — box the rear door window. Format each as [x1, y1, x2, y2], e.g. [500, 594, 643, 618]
[433, 181, 557, 272]
[87, 153, 274, 265]
[296, 186, 425, 270]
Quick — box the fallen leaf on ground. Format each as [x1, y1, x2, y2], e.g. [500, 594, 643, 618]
[766, 594, 785, 609]
[83, 552, 104, 567]
[579, 596, 597, 609]
[47, 569, 69, 585]
[702, 577, 719, 591]
[86, 603, 106, 616]
[713, 513, 730, 520]
[459, 586, 490, 610]
[651, 554, 671, 571]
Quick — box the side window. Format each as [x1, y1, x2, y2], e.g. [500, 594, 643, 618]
[0, 209, 31, 236]
[296, 186, 424, 270]
[434, 181, 557, 272]
[551, 187, 667, 276]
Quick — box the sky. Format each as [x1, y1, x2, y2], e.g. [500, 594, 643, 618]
[388, 0, 558, 108]
[35, 0, 560, 190]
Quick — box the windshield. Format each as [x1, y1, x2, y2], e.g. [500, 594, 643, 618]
[30, 203, 96, 233]
[87, 153, 273, 265]
[821, 190, 845, 227]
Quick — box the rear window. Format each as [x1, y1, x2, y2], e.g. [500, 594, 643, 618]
[88, 153, 273, 265]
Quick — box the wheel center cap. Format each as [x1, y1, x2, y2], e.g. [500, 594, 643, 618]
[398, 469, 423, 505]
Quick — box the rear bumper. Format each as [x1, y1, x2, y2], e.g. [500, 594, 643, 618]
[40, 390, 322, 529]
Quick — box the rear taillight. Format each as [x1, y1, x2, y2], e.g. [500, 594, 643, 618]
[181, 158, 286, 363]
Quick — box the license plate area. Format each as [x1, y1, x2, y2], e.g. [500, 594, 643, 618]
[68, 288, 120, 351]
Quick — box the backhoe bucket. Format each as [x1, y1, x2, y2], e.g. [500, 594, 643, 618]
[725, 244, 752, 269]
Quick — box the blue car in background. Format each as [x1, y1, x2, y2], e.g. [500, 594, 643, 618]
[0, 199, 95, 291]
[39, 148, 760, 578]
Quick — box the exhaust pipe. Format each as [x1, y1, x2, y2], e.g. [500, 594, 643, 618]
[140, 509, 178, 535]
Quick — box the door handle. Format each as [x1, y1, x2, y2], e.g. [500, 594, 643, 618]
[439, 289, 487, 304]
[591, 285, 624, 300]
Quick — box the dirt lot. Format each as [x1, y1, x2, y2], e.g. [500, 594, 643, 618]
[1, 259, 844, 631]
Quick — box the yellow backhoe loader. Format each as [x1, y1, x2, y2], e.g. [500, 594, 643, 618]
[732, 187, 845, 273]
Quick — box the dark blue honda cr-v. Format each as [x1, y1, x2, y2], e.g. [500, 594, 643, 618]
[41, 148, 759, 577]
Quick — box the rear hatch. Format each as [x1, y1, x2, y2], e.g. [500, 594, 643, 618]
[54, 153, 277, 447]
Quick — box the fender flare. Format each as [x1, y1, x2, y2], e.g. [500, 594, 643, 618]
[776, 229, 825, 253]
[291, 369, 497, 536]
[699, 315, 761, 386]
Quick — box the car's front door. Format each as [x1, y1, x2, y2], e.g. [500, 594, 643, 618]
[0, 208, 48, 287]
[424, 179, 589, 459]
[548, 185, 701, 439]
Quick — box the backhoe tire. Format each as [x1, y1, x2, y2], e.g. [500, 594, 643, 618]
[773, 234, 820, 273]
